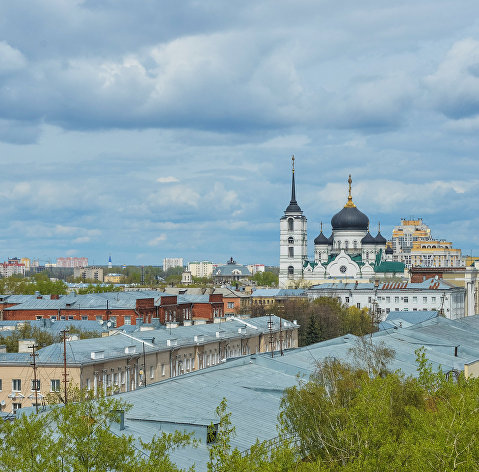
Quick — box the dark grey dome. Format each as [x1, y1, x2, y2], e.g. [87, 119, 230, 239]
[314, 231, 330, 245]
[375, 232, 387, 244]
[361, 231, 376, 245]
[385, 246, 393, 254]
[331, 206, 369, 231]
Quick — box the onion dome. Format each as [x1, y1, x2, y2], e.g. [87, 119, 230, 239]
[374, 223, 387, 244]
[361, 231, 376, 245]
[375, 232, 387, 244]
[331, 175, 369, 230]
[385, 246, 394, 255]
[285, 155, 302, 213]
[314, 223, 329, 245]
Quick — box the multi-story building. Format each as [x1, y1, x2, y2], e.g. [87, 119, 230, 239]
[0, 315, 298, 413]
[104, 273, 124, 284]
[163, 258, 184, 272]
[188, 261, 214, 278]
[247, 264, 265, 275]
[56, 257, 88, 268]
[212, 258, 252, 283]
[74, 266, 104, 282]
[307, 279, 465, 320]
[390, 219, 464, 268]
[0, 258, 26, 278]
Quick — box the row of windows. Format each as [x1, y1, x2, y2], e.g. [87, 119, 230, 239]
[1, 378, 60, 392]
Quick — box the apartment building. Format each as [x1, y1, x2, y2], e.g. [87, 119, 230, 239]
[0, 316, 298, 413]
[188, 261, 214, 278]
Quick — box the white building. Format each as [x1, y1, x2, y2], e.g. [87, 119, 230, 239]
[188, 261, 213, 278]
[279, 159, 404, 288]
[247, 264, 265, 275]
[307, 279, 465, 320]
[163, 258, 184, 272]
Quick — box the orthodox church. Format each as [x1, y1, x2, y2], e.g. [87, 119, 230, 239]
[279, 158, 404, 288]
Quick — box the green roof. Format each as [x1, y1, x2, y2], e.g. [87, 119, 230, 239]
[374, 261, 405, 273]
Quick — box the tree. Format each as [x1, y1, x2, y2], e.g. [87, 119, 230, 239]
[252, 271, 279, 287]
[0, 395, 195, 471]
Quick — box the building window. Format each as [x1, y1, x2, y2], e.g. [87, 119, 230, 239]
[368, 297, 372, 303]
[50, 379, 61, 392]
[386, 297, 390, 303]
[423, 297, 427, 303]
[413, 296, 417, 303]
[288, 247, 294, 258]
[36, 316, 42, 320]
[394, 297, 399, 303]
[96, 315, 103, 322]
[12, 379, 21, 392]
[86, 378, 91, 390]
[13, 403, 22, 412]
[161, 364, 166, 376]
[68, 316, 74, 320]
[345, 297, 350, 303]
[124, 316, 131, 325]
[356, 303, 361, 309]
[288, 218, 294, 231]
[403, 297, 408, 303]
[288, 237, 294, 244]
[150, 366, 154, 379]
[227, 302, 235, 309]
[121, 372, 125, 385]
[432, 297, 436, 303]
[288, 266, 294, 276]
[386, 308, 390, 313]
[0, 379, 2, 391]
[50, 316, 57, 321]
[82, 315, 88, 321]
[31, 380, 40, 391]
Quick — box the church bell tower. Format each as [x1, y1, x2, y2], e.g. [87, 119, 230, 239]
[279, 156, 308, 288]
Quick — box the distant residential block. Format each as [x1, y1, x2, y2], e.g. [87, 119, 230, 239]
[188, 260, 213, 278]
[163, 257, 184, 271]
[56, 257, 88, 268]
[74, 266, 104, 282]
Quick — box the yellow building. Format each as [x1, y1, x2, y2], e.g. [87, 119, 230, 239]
[104, 273, 124, 283]
[391, 218, 464, 268]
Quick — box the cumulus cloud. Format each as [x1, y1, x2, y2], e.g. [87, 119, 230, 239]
[148, 234, 167, 246]
[425, 39, 479, 119]
[0, 41, 26, 73]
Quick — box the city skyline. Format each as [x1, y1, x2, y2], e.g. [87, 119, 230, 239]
[1, 1, 479, 265]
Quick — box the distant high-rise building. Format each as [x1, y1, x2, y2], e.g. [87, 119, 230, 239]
[188, 261, 213, 278]
[163, 257, 184, 271]
[0, 258, 26, 277]
[390, 219, 464, 268]
[247, 264, 265, 275]
[56, 257, 88, 268]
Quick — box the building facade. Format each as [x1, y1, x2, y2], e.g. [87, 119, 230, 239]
[188, 261, 214, 278]
[390, 219, 464, 268]
[56, 257, 88, 268]
[307, 279, 465, 320]
[0, 316, 298, 413]
[74, 266, 104, 282]
[163, 258, 184, 272]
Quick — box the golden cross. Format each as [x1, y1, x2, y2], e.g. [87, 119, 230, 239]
[292, 155, 295, 173]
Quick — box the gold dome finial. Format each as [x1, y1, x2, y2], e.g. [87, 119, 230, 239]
[345, 174, 356, 208]
[320, 221, 323, 232]
[378, 221, 381, 232]
[292, 155, 295, 173]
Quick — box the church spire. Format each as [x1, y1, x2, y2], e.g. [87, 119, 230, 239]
[344, 174, 356, 208]
[285, 155, 302, 213]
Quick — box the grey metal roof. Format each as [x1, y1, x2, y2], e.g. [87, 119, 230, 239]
[109, 314, 479, 471]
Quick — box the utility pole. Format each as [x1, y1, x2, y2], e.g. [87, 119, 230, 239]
[268, 313, 274, 358]
[61, 330, 69, 404]
[279, 317, 284, 356]
[29, 344, 39, 414]
[142, 342, 147, 387]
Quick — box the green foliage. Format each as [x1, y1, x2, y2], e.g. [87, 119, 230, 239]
[0, 323, 100, 353]
[0, 272, 68, 295]
[252, 271, 279, 287]
[0, 395, 195, 472]
[77, 283, 122, 294]
[278, 352, 479, 471]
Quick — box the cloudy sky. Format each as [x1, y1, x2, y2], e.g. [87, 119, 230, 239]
[1, 0, 479, 267]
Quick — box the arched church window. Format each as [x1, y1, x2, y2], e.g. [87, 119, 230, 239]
[353, 240, 357, 249]
[288, 218, 294, 231]
[288, 266, 294, 275]
[288, 247, 294, 258]
[288, 237, 294, 244]
[345, 241, 349, 249]
[337, 241, 341, 249]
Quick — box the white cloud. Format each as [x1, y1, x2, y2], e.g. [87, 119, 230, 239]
[0, 41, 26, 73]
[148, 234, 167, 246]
[157, 176, 179, 183]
